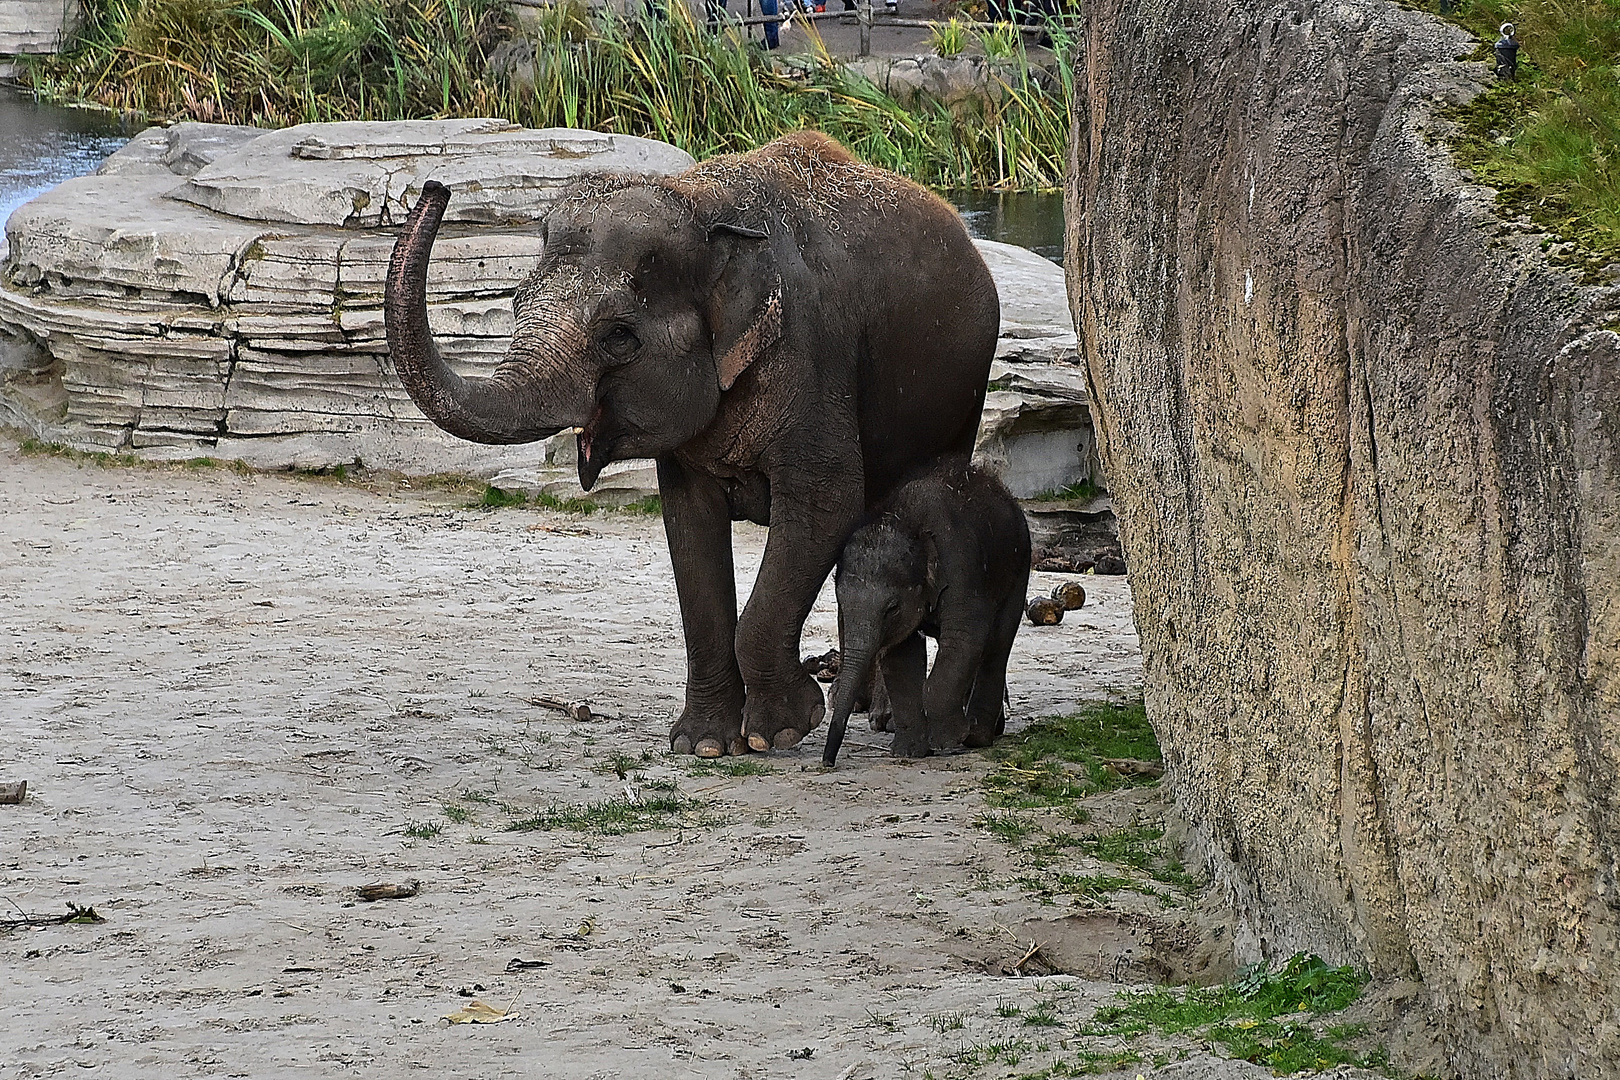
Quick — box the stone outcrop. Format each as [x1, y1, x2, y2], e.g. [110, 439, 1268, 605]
[1068, 0, 1618, 1075]
[0, 120, 693, 473]
[3, 134, 1103, 516]
[0, 0, 78, 57]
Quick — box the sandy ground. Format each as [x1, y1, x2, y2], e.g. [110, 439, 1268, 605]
[0, 442, 1311, 1080]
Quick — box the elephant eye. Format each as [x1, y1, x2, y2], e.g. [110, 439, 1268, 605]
[600, 325, 640, 360]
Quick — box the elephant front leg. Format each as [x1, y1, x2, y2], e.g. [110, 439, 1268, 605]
[881, 632, 930, 758]
[736, 483, 863, 752]
[659, 455, 747, 757]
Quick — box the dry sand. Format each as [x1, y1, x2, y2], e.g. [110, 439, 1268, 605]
[0, 441, 1352, 1079]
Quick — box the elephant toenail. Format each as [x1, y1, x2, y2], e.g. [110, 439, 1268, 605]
[747, 733, 771, 752]
[672, 735, 693, 756]
[773, 728, 803, 749]
[695, 738, 724, 758]
[729, 737, 751, 757]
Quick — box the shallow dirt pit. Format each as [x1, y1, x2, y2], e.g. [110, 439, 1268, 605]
[0, 442, 1356, 1079]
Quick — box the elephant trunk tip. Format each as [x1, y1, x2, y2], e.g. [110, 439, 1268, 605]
[823, 713, 848, 767]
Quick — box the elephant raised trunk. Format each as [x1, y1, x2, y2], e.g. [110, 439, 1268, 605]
[385, 180, 588, 446]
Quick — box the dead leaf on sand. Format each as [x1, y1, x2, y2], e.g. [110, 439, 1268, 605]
[443, 999, 519, 1025]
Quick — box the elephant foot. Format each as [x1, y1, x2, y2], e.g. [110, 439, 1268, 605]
[889, 731, 933, 759]
[868, 711, 892, 733]
[962, 723, 1000, 749]
[669, 702, 747, 758]
[742, 670, 826, 752]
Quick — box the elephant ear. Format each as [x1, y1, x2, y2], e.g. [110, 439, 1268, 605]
[705, 222, 782, 392]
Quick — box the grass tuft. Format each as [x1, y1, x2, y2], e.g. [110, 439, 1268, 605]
[506, 792, 698, 834]
[982, 698, 1161, 811]
[1083, 953, 1382, 1073]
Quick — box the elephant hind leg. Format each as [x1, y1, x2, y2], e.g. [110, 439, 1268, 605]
[963, 591, 1025, 749]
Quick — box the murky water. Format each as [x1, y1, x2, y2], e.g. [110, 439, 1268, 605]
[949, 189, 1066, 264]
[0, 90, 129, 238]
[0, 89, 1065, 261]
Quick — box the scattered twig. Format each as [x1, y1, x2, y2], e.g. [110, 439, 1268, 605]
[526, 696, 617, 722]
[357, 880, 420, 902]
[1012, 939, 1044, 973]
[0, 902, 103, 932]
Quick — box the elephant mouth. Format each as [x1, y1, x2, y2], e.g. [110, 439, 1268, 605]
[577, 407, 615, 491]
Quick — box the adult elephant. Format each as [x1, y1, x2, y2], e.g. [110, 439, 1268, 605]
[385, 131, 999, 757]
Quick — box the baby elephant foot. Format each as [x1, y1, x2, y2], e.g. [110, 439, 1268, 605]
[743, 671, 827, 752]
[670, 703, 748, 758]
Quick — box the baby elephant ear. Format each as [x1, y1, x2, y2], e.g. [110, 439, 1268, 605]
[705, 223, 782, 392]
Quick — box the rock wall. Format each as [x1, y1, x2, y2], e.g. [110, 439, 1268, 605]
[1067, 0, 1619, 1075]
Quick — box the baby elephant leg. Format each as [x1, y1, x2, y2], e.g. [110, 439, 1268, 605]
[867, 666, 893, 732]
[964, 591, 1025, 747]
[881, 632, 930, 758]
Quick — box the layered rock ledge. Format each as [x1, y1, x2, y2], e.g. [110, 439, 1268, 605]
[1069, 0, 1618, 1074]
[0, 119, 693, 474]
[1, 121, 1103, 519]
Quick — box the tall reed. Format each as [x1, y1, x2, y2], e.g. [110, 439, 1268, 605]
[27, 0, 1074, 190]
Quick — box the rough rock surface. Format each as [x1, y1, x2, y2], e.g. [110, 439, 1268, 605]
[0, 0, 78, 56]
[1068, 0, 1619, 1075]
[0, 120, 693, 473]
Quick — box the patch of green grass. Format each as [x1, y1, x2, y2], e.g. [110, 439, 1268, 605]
[621, 494, 662, 515]
[1075, 827, 1196, 891]
[951, 1037, 1031, 1069]
[928, 1011, 966, 1033]
[983, 699, 1161, 812]
[505, 793, 698, 835]
[974, 810, 1041, 844]
[1021, 999, 1062, 1028]
[403, 819, 443, 839]
[1083, 953, 1380, 1073]
[1016, 1048, 1144, 1079]
[1029, 479, 1101, 503]
[1014, 871, 1158, 905]
[477, 485, 530, 509]
[995, 998, 1021, 1018]
[1425, 0, 1620, 275]
[442, 802, 472, 824]
[29, 0, 1076, 191]
[683, 756, 772, 778]
[595, 749, 655, 778]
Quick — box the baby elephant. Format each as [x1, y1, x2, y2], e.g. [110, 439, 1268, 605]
[823, 456, 1031, 765]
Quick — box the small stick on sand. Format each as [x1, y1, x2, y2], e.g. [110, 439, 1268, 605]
[527, 696, 618, 722]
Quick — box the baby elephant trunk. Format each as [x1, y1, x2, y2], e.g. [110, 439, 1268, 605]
[823, 639, 878, 767]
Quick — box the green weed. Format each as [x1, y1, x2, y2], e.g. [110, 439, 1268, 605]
[1016, 1048, 1144, 1078]
[684, 756, 772, 778]
[975, 810, 1040, 844]
[930, 18, 969, 57]
[506, 793, 697, 834]
[982, 699, 1161, 811]
[1029, 479, 1100, 503]
[1083, 953, 1380, 1073]
[1075, 827, 1196, 891]
[927, 1011, 967, 1033]
[442, 802, 472, 823]
[403, 819, 443, 839]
